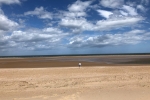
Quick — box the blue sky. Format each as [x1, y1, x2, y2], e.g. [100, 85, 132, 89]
[0, 0, 150, 55]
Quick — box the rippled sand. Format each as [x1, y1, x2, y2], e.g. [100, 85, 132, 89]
[1, 66, 150, 100]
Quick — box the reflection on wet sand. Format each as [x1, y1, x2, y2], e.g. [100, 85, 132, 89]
[1, 55, 150, 68]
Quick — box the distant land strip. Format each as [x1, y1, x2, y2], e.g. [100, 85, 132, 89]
[0, 53, 150, 58]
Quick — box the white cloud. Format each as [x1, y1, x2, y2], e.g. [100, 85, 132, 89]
[60, 17, 94, 33]
[60, 18, 88, 28]
[63, 11, 86, 18]
[60, 0, 92, 19]
[100, 0, 124, 8]
[24, 7, 52, 19]
[10, 30, 55, 42]
[68, 0, 92, 12]
[0, 0, 149, 53]
[59, 0, 146, 33]
[119, 10, 128, 16]
[96, 1, 145, 31]
[137, 5, 146, 13]
[0, 33, 17, 51]
[97, 9, 113, 19]
[0, 0, 20, 5]
[68, 29, 148, 48]
[58, 0, 95, 33]
[0, 26, 69, 51]
[59, 0, 145, 34]
[122, 5, 138, 16]
[0, 9, 18, 31]
[43, 27, 63, 34]
[95, 1, 146, 31]
[125, 1, 137, 7]
[60, 10, 144, 33]
[95, 16, 144, 31]
[125, 29, 145, 35]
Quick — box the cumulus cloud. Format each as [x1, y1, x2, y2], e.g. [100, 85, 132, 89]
[10, 30, 57, 43]
[60, 17, 94, 33]
[0, 2, 20, 53]
[97, 9, 113, 19]
[0, 35, 8, 46]
[95, 0, 146, 31]
[0, 27, 68, 51]
[0, 0, 149, 52]
[60, 11, 144, 33]
[43, 27, 63, 34]
[0, 8, 18, 32]
[0, 34, 17, 51]
[125, 29, 145, 35]
[119, 10, 128, 16]
[100, 0, 124, 8]
[68, 0, 92, 12]
[60, 18, 91, 29]
[124, 0, 147, 13]
[0, 0, 20, 5]
[122, 5, 138, 16]
[63, 11, 86, 18]
[24, 7, 52, 19]
[95, 17, 144, 31]
[63, 0, 92, 18]
[0, 14, 18, 31]
[59, 0, 146, 33]
[68, 29, 148, 48]
[137, 5, 146, 13]
[59, 0, 94, 33]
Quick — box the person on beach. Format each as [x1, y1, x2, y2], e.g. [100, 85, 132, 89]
[79, 63, 81, 68]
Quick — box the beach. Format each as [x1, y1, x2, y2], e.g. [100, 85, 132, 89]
[0, 55, 150, 100]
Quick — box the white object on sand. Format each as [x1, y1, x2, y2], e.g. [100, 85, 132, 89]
[79, 63, 81, 67]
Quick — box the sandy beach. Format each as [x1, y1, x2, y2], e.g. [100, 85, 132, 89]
[0, 56, 150, 100]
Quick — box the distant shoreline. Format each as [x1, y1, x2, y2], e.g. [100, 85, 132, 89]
[1, 54, 150, 68]
[1, 53, 150, 58]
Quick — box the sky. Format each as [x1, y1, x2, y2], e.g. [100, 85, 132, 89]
[0, 0, 150, 56]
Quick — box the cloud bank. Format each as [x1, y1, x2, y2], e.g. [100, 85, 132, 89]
[0, 0, 149, 54]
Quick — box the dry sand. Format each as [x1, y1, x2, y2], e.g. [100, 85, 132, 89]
[0, 66, 150, 100]
[0, 56, 150, 100]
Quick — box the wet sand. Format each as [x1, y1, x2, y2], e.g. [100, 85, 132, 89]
[1, 55, 150, 68]
[0, 55, 150, 100]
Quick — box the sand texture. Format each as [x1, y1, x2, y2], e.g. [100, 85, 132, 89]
[1, 56, 150, 100]
[0, 66, 150, 100]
